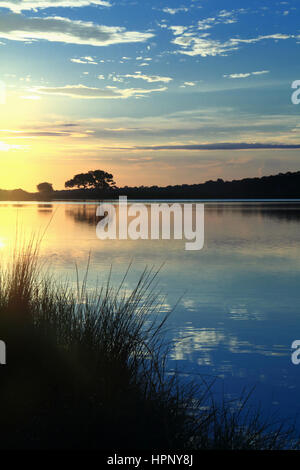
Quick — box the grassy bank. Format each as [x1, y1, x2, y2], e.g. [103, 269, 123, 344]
[0, 240, 298, 450]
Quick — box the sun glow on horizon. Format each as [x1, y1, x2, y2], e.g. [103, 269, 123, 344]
[0, 141, 24, 151]
[0, 0, 299, 190]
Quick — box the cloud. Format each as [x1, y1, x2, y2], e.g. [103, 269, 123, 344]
[197, 9, 244, 30]
[225, 73, 251, 79]
[3, 130, 70, 136]
[33, 84, 168, 99]
[111, 76, 124, 82]
[172, 33, 236, 57]
[136, 56, 152, 61]
[4, 108, 299, 156]
[224, 70, 269, 79]
[168, 8, 294, 57]
[172, 30, 295, 57]
[126, 142, 300, 151]
[71, 56, 97, 64]
[0, 126, 86, 137]
[252, 70, 270, 76]
[179, 81, 198, 88]
[123, 72, 173, 83]
[162, 7, 189, 15]
[0, 1, 111, 12]
[169, 26, 187, 36]
[197, 18, 219, 30]
[0, 12, 154, 46]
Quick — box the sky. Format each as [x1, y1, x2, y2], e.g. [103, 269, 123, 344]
[0, 0, 300, 191]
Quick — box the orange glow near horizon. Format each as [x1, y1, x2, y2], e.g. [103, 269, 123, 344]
[0, 144, 144, 192]
[1, 84, 299, 192]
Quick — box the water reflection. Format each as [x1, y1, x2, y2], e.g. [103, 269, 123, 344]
[170, 325, 288, 364]
[37, 204, 53, 213]
[65, 205, 99, 225]
[0, 201, 300, 425]
[228, 304, 264, 321]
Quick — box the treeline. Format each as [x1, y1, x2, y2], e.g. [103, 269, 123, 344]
[53, 170, 300, 199]
[0, 188, 37, 201]
[1, 170, 300, 201]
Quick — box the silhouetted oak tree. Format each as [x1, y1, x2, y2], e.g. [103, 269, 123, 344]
[37, 182, 54, 194]
[65, 170, 116, 191]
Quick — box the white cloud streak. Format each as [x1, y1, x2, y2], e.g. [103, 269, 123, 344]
[71, 56, 97, 64]
[0, 12, 154, 46]
[172, 31, 295, 57]
[0, 1, 111, 12]
[33, 84, 168, 99]
[123, 72, 173, 83]
[162, 7, 189, 15]
[224, 70, 269, 79]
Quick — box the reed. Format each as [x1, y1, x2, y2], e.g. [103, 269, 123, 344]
[0, 238, 298, 450]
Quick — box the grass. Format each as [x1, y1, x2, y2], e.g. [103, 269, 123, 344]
[0, 238, 299, 450]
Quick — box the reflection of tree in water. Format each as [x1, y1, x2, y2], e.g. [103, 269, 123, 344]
[207, 204, 300, 223]
[65, 205, 107, 226]
[240, 204, 300, 223]
[38, 204, 53, 214]
[65, 206, 97, 226]
[65, 202, 300, 227]
[259, 206, 300, 223]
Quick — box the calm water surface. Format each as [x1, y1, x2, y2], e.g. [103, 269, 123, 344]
[1, 201, 300, 425]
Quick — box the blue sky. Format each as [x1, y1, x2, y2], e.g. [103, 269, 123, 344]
[0, 0, 300, 190]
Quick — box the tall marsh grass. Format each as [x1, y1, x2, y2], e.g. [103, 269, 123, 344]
[0, 239, 299, 450]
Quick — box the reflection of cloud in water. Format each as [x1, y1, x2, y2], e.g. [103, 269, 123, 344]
[171, 327, 226, 364]
[228, 304, 264, 321]
[181, 299, 198, 312]
[170, 325, 289, 367]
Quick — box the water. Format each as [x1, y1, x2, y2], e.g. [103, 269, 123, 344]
[1, 201, 300, 426]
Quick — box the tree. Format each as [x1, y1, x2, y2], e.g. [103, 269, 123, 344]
[65, 173, 93, 190]
[37, 182, 54, 194]
[88, 170, 116, 190]
[65, 170, 116, 191]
